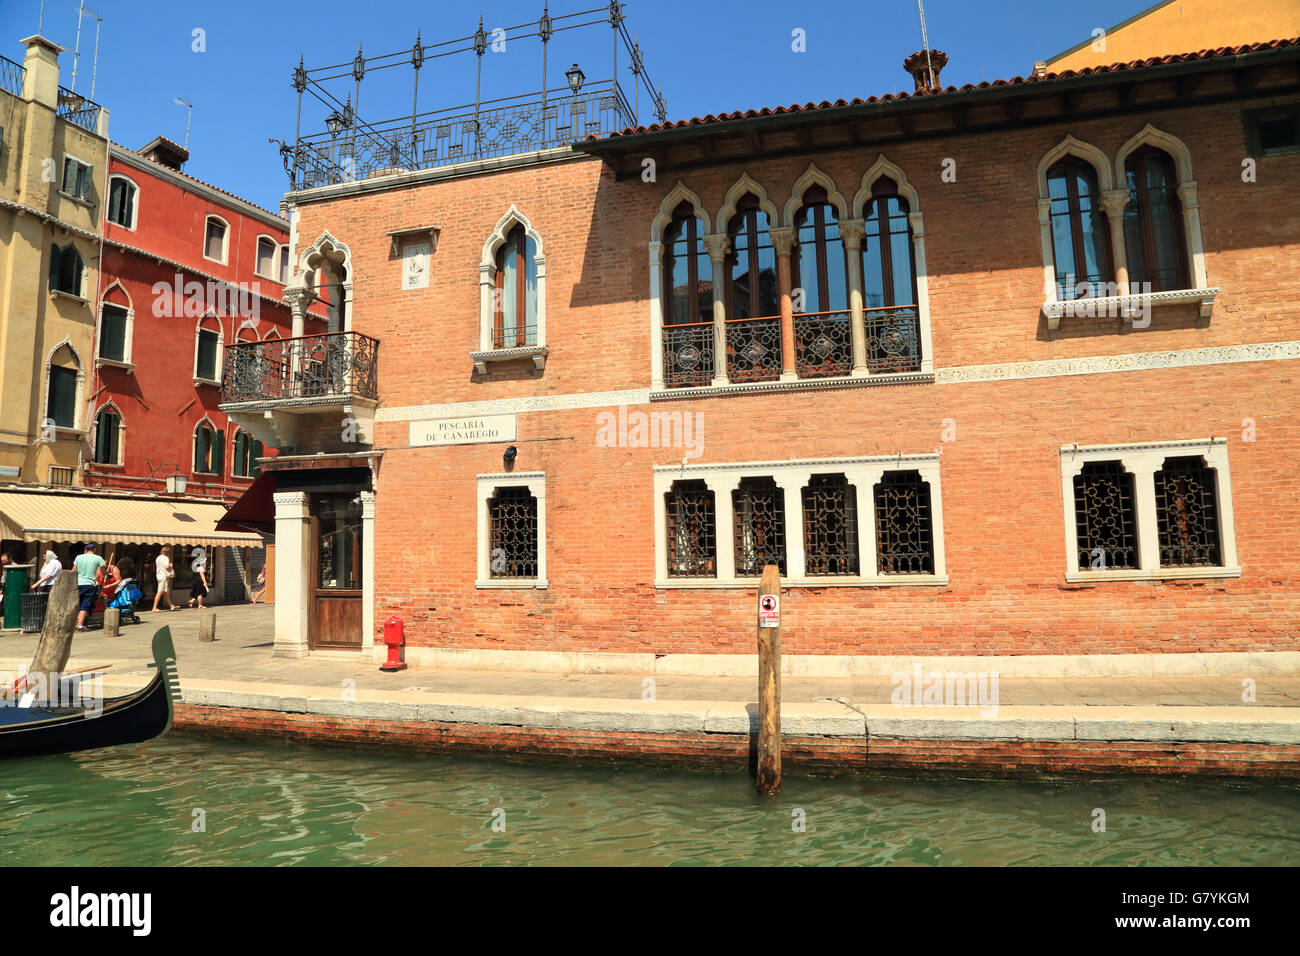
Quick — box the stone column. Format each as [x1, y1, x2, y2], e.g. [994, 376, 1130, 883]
[840, 219, 868, 377]
[703, 234, 731, 387]
[648, 241, 665, 390]
[844, 466, 884, 577]
[770, 227, 797, 383]
[1176, 181, 1207, 290]
[1120, 455, 1161, 574]
[910, 211, 935, 374]
[272, 491, 311, 659]
[359, 490, 376, 653]
[1101, 189, 1131, 294]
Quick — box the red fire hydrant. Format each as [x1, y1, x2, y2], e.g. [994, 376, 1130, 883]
[380, 616, 407, 672]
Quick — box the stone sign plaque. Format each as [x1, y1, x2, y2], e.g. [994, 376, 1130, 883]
[409, 414, 517, 447]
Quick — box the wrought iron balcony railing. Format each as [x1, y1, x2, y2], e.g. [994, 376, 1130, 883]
[662, 321, 714, 389]
[0, 54, 24, 98]
[57, 85, 102, 132]
[222, 332, 379, 404]
[292, 82, 632, 190]
[794, 310, 853, 379]
[492, 325, 540, 350]
[865, 306, 921, 374]
[725, 315, 782, 383]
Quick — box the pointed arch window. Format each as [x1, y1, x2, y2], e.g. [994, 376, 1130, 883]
[1047, 158, 1112, 298]
[726, 195, 778, 320]
[862, 177, 917, 309]
[494, 224, 538, 348]
[1123, 146, 1188, 293]
[193, 420, 224, 476]
[46, 345, 79, 430]
[93, 406, 122, 465]
[791, 186, 850, 378]
[662, 202, 714, 387]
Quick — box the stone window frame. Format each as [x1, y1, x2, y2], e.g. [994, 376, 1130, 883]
[1058, 437, 1240, 583]
[191, 416, 223, 477]
[253, 234, 281, 281]
[473, 206, 547, 375]
[475, 471, 547, 589]
[105, 172, 139, 230]
[42, 337, 87, 436]
[90, 400, 126, 468]
[193, 313, 224, 385]
[95, 281, 135, 370]
[652, 454, 947, 588]
[1038, 131, 1218, 330]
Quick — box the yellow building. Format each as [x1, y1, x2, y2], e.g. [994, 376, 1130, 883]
[1044, 0, 1300, 72]
[0, 36, 110, 487]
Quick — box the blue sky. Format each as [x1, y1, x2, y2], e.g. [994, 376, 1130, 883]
[2, 0, 1153, 209]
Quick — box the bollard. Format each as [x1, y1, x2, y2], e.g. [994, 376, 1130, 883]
[103, 607, 120, 638]
[756, 564, 782, 796]
[199, 609, 216, 643]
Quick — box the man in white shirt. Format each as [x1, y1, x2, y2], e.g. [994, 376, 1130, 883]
[151, 551, 176, 612]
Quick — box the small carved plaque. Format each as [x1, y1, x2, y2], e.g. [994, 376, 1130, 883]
[402, 240, 430, 290]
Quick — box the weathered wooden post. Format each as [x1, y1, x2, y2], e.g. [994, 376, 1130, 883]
[103, 607, 120, 637]
[756, 564, 782, 796]
[15, 573, 79, 702]
[199, 609, 216, 643]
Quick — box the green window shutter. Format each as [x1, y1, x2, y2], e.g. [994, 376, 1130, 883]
[197, 330, 218, 380]
[107, 180, 123, 224]
[48, 245, 62, 290]
[213, 429, 225, 476]
[62, 158, 76, 193]
[194, 428, 208, 472]
[77, 163, 91, 200]
[100, 305, 127, 362]
[95, 411, 119, 464]
[252, 439, 263, 476]
[232, 432, 246, 477]
[49, 367, 75, 428]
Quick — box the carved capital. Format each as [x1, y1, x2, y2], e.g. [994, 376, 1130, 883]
[702, 233, 731, 262]
[1100, 188, 1131, 220]
[838, 218, 866, 249]
[1176, 181, 1199, 209]
[769, 226, 796, 256]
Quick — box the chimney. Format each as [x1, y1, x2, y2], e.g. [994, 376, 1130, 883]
[903, 49, 949, 94]
[20, 35, 64, 109]
[139, 135, 190, 171]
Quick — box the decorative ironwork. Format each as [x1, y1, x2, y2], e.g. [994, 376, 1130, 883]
[56, 85, 101, 132]
[285, 5, 665, 189]
[492, 325, 540, 350]
[794, 311, 852, 379]
[802, 474, 859, 575]
[874, 470, 934, 574]
[662, 322, 714, 388]
[0, 54, 25, 98]
[734, 477, 786, 575]
[221, 332, 379, 403]
[489, 487, 540, 578]
[666, 480, 715, 577]
[726, 316, 781, 383]
[1155, 456, 1221, 567]
[865, 306, 921, 373]
[1074, 461, 1138, 570]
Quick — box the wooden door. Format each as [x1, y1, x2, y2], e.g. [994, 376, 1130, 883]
[309, 493, 363, 650]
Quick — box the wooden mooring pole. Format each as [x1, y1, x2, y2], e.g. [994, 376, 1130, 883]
[756, 564, 782, 796]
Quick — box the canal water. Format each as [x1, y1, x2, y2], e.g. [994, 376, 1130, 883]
[3, 735, 1297, 866]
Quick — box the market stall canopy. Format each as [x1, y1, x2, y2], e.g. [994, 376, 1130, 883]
[215, 471, 276, 536]
[0, 488, 261, 547]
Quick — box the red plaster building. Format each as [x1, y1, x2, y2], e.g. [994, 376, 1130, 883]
[86, 136, 313, 603]
[226, 33, 1300, 663]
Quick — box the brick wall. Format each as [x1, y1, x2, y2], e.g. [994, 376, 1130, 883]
[291, 91, 1300, 657]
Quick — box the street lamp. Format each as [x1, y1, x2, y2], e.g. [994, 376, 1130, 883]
[326, 96, 353, 137]
[565, 63, 585, 94]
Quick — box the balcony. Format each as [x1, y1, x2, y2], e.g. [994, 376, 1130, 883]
[220, 332, 379, 450]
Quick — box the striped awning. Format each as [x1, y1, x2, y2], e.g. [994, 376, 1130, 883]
[0, 489, 262, 547]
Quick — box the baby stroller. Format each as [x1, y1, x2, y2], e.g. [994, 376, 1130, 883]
[105, 577, 143, 626]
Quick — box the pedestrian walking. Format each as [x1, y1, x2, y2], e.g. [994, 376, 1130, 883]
[30, 550, 61, 591]
[73, 543, 105, 631]
[187, 550, 209, 609]
[152, 550, 176, 612]
[250, 565, 267, 604]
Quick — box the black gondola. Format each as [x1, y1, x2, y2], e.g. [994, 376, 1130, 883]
[0, 627, 180, 760]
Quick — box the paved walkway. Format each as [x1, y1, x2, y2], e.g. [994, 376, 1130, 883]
[3, 604, 1298, 711]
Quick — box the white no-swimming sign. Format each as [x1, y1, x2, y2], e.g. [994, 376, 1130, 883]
[409, 414, 518, 447]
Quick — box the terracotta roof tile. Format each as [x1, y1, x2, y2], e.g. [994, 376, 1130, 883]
[589, 37, 1300, 141]
[111, 141, 287, 223]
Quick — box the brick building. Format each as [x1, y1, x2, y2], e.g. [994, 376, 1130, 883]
[226, 35, 1300, 662]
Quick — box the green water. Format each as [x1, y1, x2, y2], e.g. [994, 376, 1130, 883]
[2, 734, 1297, 866]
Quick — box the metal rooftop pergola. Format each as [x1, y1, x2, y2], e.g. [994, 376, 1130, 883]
[278, 2, 665, 190]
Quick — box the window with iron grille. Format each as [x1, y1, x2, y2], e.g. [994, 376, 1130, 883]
[666, 479, 715, 577]
[489, 486, 539, 579]
[733, 477, 785, 576]
[874, 470, 934, 574]
[1073, 461, 1138, 570]
[48, 466, 74, 486]
[1155, 456, 1221, 567]
[802, 474, 859, 575]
